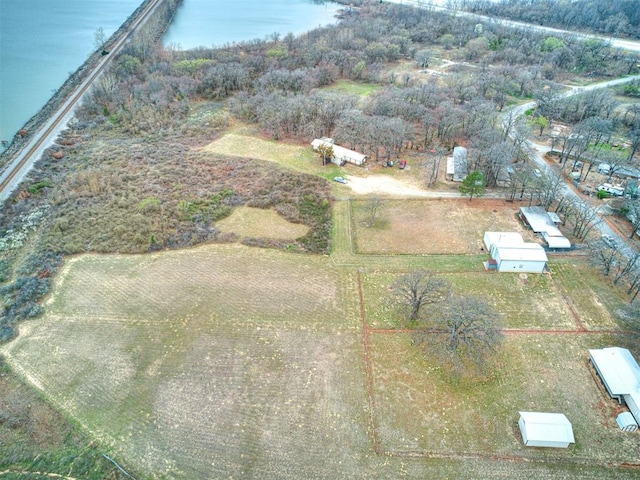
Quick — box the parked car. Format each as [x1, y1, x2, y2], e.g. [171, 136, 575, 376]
[533, 168, 542, 178]
[333, 176, 347, 184]
[601, 234, 617, 249]
[398, 160, 407, 169]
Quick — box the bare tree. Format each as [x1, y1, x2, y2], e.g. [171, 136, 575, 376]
[416, 296, 503, 368]
[624, 199, 640, 239]
[423, 143, 447, 187]
[537, 173, 565, 209]
[94, 27, 107, 53]
[589, 241, 620, 276]
[613, 247, 640, 285]
[393, 270, 448, 321]
[364, 196, 384, 227]
[565, 199, 603, 240]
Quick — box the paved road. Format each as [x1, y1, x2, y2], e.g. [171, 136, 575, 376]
[384, 0, 640, 53]
[505, 77, 640, 258]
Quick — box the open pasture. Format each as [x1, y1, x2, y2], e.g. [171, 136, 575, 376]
[369, 331, 640, 464]
[201, 132, 344, 180]
[2, 244, 373, 479]
[361, 270, 574, 330]
[352, 198, 534, 255]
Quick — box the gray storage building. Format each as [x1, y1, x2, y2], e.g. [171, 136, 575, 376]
[518, 411, 575, 448]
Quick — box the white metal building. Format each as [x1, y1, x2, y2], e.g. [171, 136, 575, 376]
[311, 138, 367, 166]
[590, 347, 640, 424]
[446, 146, 468, 182]
[519, 206, 571, 249]
[518, 412, 575, 448]
[483, 231, 524, 251]
[490, 243, 548, 273]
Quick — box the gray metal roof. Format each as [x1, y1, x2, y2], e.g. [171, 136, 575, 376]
[518, 412, 575, 444]
[590, 347, 640, 397]
[520, 206, 560, 234]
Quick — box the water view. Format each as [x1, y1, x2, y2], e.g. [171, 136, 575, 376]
[0, 0, 340, 151]
[0, 0, 141, 148]
[163, 0, 341, 50]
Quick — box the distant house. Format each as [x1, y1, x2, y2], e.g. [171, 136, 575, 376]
[519, 206, 571, 249]
[484, 231, 548, 273]
[590, 347, 640, 425]
[446, 146, 468, 182]
[518, 412, 575, 448]
[311, 138, 367, 166]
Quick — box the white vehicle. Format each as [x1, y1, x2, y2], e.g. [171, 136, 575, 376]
[597, 183, 624, 196]
[533, 168, 542, 178]
[597, 163, 611, 175]
[601, 234, 617, 249]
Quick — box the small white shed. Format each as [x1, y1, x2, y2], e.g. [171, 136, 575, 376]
[518, 411, 575, 448]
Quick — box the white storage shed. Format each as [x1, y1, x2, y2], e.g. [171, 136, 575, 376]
[518, 411, 575, 448]
[311, 138, 367, 166]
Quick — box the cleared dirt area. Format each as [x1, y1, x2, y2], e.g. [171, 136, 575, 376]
[353, 198, 536, 254]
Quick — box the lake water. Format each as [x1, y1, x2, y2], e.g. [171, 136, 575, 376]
[164, 0, 341, 50]
[0, 0, 341, 150]
[0, 0, 141, 149]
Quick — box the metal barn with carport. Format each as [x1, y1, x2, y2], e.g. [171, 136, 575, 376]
[519, 206, 571, 249]
[518, 412, 575, 448]
[590, 347, 640, 424]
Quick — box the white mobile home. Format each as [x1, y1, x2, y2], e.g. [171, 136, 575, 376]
[446, 146, 468, 182]
[311, 138, 367, 166]
[518, 412, 575, 448]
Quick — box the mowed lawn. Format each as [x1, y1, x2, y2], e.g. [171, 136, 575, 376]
[360, 257, 626, 331]
[2, 244, 371, 479]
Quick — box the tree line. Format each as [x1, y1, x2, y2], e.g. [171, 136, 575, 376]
[458, 0, 640, 40]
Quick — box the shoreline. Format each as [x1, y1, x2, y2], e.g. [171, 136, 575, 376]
[0, 0, 180, 168]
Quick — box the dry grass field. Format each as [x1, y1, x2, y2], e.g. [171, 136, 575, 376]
[3, 245, 370, 478]
[215, 205, 310, 240]
[3, 165, 640, 479]
[352, 198, 536, 254]
[4, 240, 639, 479]
[370, 332, 640, 462]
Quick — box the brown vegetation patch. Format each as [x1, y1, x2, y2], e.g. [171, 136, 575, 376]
[353, 198, 535, 254]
